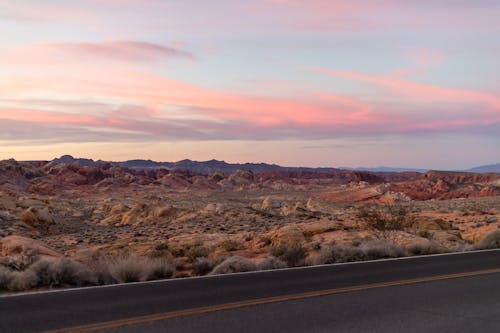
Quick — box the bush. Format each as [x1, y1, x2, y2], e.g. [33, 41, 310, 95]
[357, 203, 413, 239]
[360, 240, 407, 260]
[210, 256, 257, 275]
[406, 241, 446, 255]
[303, 231, 313, 242]
[0, 266, 13, 291]
[219, 240, 243, 252]
[30, 259, 96, 287]
[107, 256, 146, 283]
[475, 230, 500, 250]
[0, 255, 176, 292]
[0, 258, 97, 291]
[186, 246, 210, 262]
[107, 255, 175, 283]
[143, 258, 175, 281]
[417, 230, 432, 239]
[316, 245, 364, 264]
[149, 242, 170, 258]
[257, 256, 287, 270]
[7, 270, 38, 291]
[270, 243, 307, 267]
[316, 240, 407, 265]
[192, 257, 222, 276]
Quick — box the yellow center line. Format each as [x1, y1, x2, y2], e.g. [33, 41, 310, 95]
[43, 268, 500, 333]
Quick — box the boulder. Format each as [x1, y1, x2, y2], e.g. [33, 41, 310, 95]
[20, 207, 55, 227]
[261, 197, 281, 210]
[269, 225, 305, 247]
[1, 235, 61, 257]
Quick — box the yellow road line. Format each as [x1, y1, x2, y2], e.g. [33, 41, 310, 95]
[43, 268, 500, 333]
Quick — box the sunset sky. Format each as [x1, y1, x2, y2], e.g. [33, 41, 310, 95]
[1, 0, 499, 169]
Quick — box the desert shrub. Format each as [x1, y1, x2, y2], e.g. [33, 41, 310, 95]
[316, 245, 365, 264]
[169, 245, 186, 257]
[407, 241, 445, 255]
[7, 270, 38, 291]
[257, 256, 288, 270]
[1, 259, 95, 292]
[357, 203, 414, 239]
[303, 231, 313, 242]
[475, 230, 500, 250]
[417, 230, 432, 239]
[20, 258, 97, 288]
[108, 256, 148, 283]
[186, 246, 210, 262]
[219, 240, 243, 252]
[95, 270, 117, 285]
[259, 236, 272, 246]
[0, 255, 175, 292]
[359, 240, 407, 260]
[50, 259, 95, 286]
[192, 257, 225, 276]
[210, 256, 257, 275]
[107, 255, 176, 283]
[0, 266, 13, 291]
[192, 258, 215, 276]
[143, 258, 175, 281]
[270, 243, 307, 267]
[316, 240, 407, 265]
[149, 242, 170, 258]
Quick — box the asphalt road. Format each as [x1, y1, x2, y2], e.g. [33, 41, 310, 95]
[2, 250, 500, 333]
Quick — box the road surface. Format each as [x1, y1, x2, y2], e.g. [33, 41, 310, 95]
[1, 250, 500, 333]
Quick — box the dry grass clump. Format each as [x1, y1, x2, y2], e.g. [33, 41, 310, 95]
[315, 245, 364, 264]
[169, 243, 209, 261]
[6, 270, 38, 291]
[270, 243, 307, 267]
[359, 240, 408, 260]
[0, 255, 176, 292]
[219, 239, 243, 252]
[185, 245, 210, 262]
[357, 203, 414, 239]
[107, 255, 175, 283]
[0, 258, 97, 291]
[257, 256, 287, 270]
[192, 257, 226, 276]
[0, 266, 14, 291]
[209, 256, 257, 275]
[144, 258, 175, 281]
[475, 230, 500, 250]
[315, 240, 407, 265]
[406, 241, 446, 255]
[30, 258, 96, 287]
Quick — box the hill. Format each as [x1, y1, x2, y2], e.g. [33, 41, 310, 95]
[467, 163, 500, 173]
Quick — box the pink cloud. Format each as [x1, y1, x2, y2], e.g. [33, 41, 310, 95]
[312, 67, 500, 110]
[44, 41, 194, 61]
[403, 47, 446, 67]
[1, 39, 499, 143]
[0, 41, 193, 66]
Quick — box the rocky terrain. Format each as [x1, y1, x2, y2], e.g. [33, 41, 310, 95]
[1, 157, 500, 292]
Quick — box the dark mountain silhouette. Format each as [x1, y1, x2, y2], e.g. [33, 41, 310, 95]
[49, 155, 499, 175]
[50, 155, 338, 175]
[467, 163, 500, 173]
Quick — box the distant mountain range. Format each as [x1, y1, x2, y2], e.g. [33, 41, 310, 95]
[51, 155, 339, 175]
[466, 163, 500, 173]
[50, 155, 500, 174]
[339, 166, 428, 173]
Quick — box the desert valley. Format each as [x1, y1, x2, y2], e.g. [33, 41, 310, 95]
[1, 156, 500, 292]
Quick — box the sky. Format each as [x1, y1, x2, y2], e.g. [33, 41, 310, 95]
[1, 0, 499, 169]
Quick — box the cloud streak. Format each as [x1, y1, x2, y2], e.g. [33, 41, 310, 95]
[44, 41, 194, 61]
[0, 41, 193, 65]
